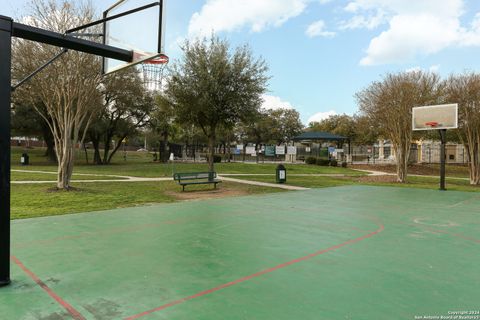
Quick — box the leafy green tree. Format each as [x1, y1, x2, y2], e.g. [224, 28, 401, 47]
[309, 114, 357, 141]
[148, 94, 177, 162]
[166, 36, 268, 171]
[268, 109, 304, 144]
[11, 100, 57, 162]
[88, 68, 154, 164]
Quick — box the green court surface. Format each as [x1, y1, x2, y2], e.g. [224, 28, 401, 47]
[1, 186, 479, 319]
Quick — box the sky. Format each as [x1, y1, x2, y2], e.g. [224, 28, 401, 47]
[4, 0, 480, 125]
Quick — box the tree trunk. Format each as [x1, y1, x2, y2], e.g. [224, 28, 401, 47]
[103, 138, 111, 164]
[83, 143, 89, 164]
[42, 126, 57, 163]
[160, 132, 169, 163]
[394, 143, 410, 183]
[106, 136, 127, 164]
[56, 139, 75, 190]
[207, 133, 216, 173]
[91, 138, 102, 165]
[466, 142, 480, 185]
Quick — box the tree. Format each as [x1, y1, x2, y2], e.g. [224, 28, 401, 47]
[149, 94, 177, 163]
[240, 109, 272, 147]
[308, 114, 357, 141]
[351, 115, 380, 145]
[268, 108, 304, 144]
[12, 0, 102, 189]
[88, 68, 153, 164]
[356, 71, 442, 182]
[166, 36, 268, 172]
[11, 100, 57, 162]
[444, 73, 480, 185]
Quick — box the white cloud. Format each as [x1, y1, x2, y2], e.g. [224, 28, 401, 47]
[405, 65, 440, 73]
[429, 64, 440, 72]
[261, 94, 294, 110]
[340, 9, 387, 30]
[405, 66, 421, 73]
[306, 20, 336, 38]
[340, 0, 480, 65]
[188, 0, 308, 37]
[307, 110, 337, 123]
[360, 14, 461, 65]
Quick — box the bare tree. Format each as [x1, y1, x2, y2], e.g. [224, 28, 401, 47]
[12, 0, 102, 189]
[445, 73, 480, 185]
[357, 71, 442, 182]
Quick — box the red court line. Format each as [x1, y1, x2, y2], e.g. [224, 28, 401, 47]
[11, 256, 86, 320]
[124, 221, 385, 320]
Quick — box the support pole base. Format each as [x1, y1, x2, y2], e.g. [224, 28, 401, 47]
[0, 278, 11, 287]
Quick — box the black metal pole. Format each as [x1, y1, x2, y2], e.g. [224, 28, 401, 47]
[439, 129, 447, 191]
[11, 48, 67, 91]
[0, 15, 12, 287]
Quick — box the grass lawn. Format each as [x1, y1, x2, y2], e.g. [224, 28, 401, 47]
[11, 181, 284, 219]
[232, 174, 480, 193]
[11, 171, 129, 181]
[10, 146, 478, 221]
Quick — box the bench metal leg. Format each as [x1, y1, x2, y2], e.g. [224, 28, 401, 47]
[182, 185, 185, 192]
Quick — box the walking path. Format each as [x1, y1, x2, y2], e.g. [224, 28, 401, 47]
[11, 169, 470, 189]
[219, 176, 309, 191]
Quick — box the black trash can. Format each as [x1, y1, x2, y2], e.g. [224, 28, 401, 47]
[21, 153, 29, 166]
[276, 164, 286, 184]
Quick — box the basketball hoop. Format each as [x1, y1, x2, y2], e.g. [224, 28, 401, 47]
[425, 121, 439, 128]
[138, 53, 169, 92]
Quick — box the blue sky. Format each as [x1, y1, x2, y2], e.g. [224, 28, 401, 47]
[4, 0, 480, 124]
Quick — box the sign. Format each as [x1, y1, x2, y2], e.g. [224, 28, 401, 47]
[236, 144, 243, 151]
[335, 149, 344, 153]
[287, 146, 297, 155]
[232, 148, 241, 155]
[265, 146, 275, 156]
[245, 146, 256, 155]
[275, 145, 285, 155]
[328, 147, 336, 154]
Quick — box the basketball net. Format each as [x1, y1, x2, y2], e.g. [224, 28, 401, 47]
[137, 53, 169, 92]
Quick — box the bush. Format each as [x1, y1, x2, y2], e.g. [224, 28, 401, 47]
[316, 158, 330, 166]
[305, 157, 317, 165]
[341, 161, 348, 168]
[330, 159, 338, 167]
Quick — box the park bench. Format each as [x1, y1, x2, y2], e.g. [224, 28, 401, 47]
[173, 172, 222, 191]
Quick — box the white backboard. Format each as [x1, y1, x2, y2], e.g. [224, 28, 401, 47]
[412, 104, 458, 131]
[102, 0, 166, 74]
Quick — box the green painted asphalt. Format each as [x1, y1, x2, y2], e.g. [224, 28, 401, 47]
[1, 186, 479, 319]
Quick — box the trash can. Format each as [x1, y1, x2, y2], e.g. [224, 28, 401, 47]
[276, 164, 286, 184]
[21, 153, 29, 166]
